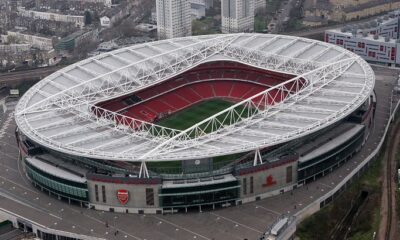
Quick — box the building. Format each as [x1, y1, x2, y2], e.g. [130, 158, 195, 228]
[17, 7, 85, 28]
[303, 0, 400, 26]
[205, 0, 213, 8]
[15, 15, 78, 37]
[190, 0, 213, 9]
[66, 0, 114, 7]
[15, 33, 375, 214]
[100, 16, 111, 27]
[325, 11, 400, 65]
[0, 43, 31, 67]
[190, 2, 206, 19]
[0, 43, 30, 53]
[2, 30, 54, 51]
[221, 0, 255, 33]
[99, 1, 135, 27]
[55, 29, 99, 51]
[254, 0, 266, 11]
[156, 0, 192, 39]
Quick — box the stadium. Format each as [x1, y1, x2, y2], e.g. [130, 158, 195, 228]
[14, 33, 375, 214]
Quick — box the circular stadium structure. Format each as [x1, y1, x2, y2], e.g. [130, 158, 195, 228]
[15, 33, 375, 213]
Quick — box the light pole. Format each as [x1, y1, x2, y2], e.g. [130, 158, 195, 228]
[113, 215, 118, 237]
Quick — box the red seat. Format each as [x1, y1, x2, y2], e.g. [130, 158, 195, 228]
[96, 60, 298, 128]
[241, 86, 266, 99]
[198, 72, 210, 80]
[213, 81, 233, 97]
[174, 88, 202, 103]
[223, 71, 235, 79]
[230, 83, 254, 99]
[191, 83, 214, 98]
[210, 71, 223, 79]
[161, 93, 190, 110]
[102, 101, 126, 112]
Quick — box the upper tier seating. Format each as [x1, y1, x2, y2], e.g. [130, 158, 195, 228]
[121, 81, 270, 123]
[97, 61, 302, 124]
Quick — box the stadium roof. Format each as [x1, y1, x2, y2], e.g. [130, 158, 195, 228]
[15, 33, 375, 162]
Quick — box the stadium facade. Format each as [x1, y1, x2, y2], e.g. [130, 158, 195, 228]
[15, 33, 375, 214]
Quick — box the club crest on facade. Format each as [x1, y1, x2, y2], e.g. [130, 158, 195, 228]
[117, 189, 129, 205]
[262, 175, 277, 187]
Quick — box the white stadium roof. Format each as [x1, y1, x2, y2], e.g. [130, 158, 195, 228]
[15, 33, 375, 162]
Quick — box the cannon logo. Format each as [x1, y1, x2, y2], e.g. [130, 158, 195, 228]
[262, 175, 277, 187]
[117, 189, 129, 205]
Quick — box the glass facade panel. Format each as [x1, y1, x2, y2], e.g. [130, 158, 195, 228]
[146, 188, 154, 206]
[298, 129, 364, 182]
[95, 185, 99, 202]
[160, 180, 239, 208]
[286, 166, 293, 183]
[25, 161, 88, 201]
[249, 176, 253, 194]
[102, 185, 106, 203]
[242, 178, 247, 195]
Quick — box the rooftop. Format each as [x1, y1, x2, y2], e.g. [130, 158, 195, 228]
[26, 157, 87, 183]
[299, 124, 365, 163]
[15, 34, 374, 162]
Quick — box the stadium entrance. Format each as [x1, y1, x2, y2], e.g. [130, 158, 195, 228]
[160, 176, 239, 212]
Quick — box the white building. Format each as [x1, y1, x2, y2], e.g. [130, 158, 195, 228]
[100, 16, 111, 27]
[221, 0, 255, 33]
[190, 0, 213, 9]
[60, 0, 113, 7]
[205, 0, 213, 9]
[3, 31, 53, 51]
[325, 11, 400, 66]
[0, 44, 30, 53]
[254, 0, 266, 11]
[191, 2, 206, 19]
[156, 0, 192, 39]
[17, 7, 85, 28]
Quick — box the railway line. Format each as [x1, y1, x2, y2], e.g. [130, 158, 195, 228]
[385, 116, 400, 240]
[0, 66, 61, 85]
[381, 117, 400, 240]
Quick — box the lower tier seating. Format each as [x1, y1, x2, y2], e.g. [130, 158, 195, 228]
[96, 60, 303, 124]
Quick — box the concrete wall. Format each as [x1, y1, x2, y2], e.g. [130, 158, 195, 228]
[237, 160, 297, 203]
[87, 179, 162, 213]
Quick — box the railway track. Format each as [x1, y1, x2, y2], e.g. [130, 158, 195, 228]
[0, 66, 61, 84]
[384, 118, 400, 240]
[331, 117, 400, 240]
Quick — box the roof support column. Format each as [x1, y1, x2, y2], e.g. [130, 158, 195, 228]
[139, 161, 149, 178]
[253, 149, 263, 166]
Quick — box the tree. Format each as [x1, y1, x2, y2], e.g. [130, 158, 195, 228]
[85, 11, 92, 25]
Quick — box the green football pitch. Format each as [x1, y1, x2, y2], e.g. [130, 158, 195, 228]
[157, 99, 238, 131]
[148, 99, 250, 173]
